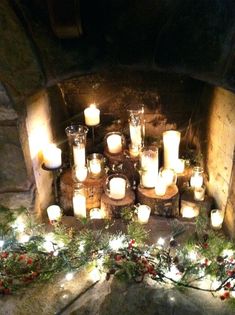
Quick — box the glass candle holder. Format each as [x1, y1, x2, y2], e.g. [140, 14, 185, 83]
[72, 184, 87, 218]
[73, 165, 88, 182]
[105, 132, 125, 155]
[65, 124, 82, 166]
[190, 166, 204, 189]
[181, 205, 199, 218]
[155, 174, 167, 196]
[47, 205, 62, 223]
[137, 204, 151, 224]
[140, 146, 158, 188]
[43, 143, 62, 169]
[72, 125, 89, 168]
[87, 153, 105, 178]
[128, 104, 145, 149]
[163, 130, 181, 171]
[159, 167, 177, 187]
[211, 209, 224, 230]
[104, 174, 130, 200]
[194, 185, 206, 201]
[175, 158, 185, 174]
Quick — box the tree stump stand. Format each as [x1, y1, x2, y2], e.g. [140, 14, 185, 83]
[104, 149, 125, 167]
[137, 184, 179, 217]
[101, 190, 135, 219]
[60, 169, 106, 213]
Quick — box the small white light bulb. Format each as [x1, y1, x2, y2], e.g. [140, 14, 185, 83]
[65, 272, 74, 281]
[157, 237, 165, 246]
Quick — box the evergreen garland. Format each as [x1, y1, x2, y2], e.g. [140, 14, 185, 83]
[0, 205, 235, 308]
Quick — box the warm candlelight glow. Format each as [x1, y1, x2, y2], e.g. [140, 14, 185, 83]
[181, 205, 199, 218]
[194, 186, 206, 201]
[141, 170, 156, 188]
[161, 168, 176, 187]
[84, 104, 100, 126]
[175, 159, 185, 174]
[140, 147, 158, 188]
[73, 186, 86, 218]
[129, 144, 140, 158]
[155, 175, 167, 196]
[190, 166, 204, 188]
[107, 134, 122, 154]
[74, 166, 88, 182]
[137, 205, 151, 224]
[90, 208, 103, 219]
[73, 146, 86, 167]
[47, 205, 62, 222]
[43, 143, 62, 169]
[109, 177, 126, 200]
[90, 159, 102, 175]
[211, 209, 224, 230]
[163, 130, 181, 171]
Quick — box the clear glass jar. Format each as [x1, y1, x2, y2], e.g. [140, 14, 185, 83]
[128, 104, 145, 149]
[104, 132, 126, 155]
[159, 167, 177, 187]
[190, 166, 204, 188]
[104, 173, 130, 200]
[72, 125, 89, 168]
[139, 146, 158, 188]
[87, 153, 105, 178]
[72, 184, 87, 218]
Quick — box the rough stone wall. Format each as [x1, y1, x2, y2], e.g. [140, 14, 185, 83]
[206, 87, 235, 236]
[0, 83, 34, 209]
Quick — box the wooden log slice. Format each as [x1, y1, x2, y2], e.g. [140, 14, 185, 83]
[101, 190, 135, 219]
[137, 184, 179, 217]
[60, 169, 106, 213]
[104, 149, 125, 166]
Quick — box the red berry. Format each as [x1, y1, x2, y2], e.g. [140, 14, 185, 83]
[225, 282, 231, 289]
[1, 252, 9, 259]
[27, 258, 33, 265]
[224, 291, 230, 299]
[115, 255, 122, 262]
[18, 255, 25, 261]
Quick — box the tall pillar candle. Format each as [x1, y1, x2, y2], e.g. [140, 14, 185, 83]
[73, 146, 86, 167]
[163, 130, 181, 171]
[73, 185, 86, 218]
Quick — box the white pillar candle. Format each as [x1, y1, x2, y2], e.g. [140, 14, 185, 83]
[43, 144, 62, 169]
[181, 205, 199, 218]
[47, 205, 62, 222]
[107, 134, 122, 154]
[84, 104, 100, 126]
[211, 209, 224, 229]
[161, 168, 176, 187]
[155, 175, 167, 196]
[129, 144, 140, 157]
[175, 159, 185, 174]
[109, 177, 126, 200]
[194, 186, 205, 201]
[90, 208, 103, 219]
[90, 158, 102, 175]
[141, 171, 157, 188]
[75, 166, 88, 182]
[137, 205, 151, 224]
[73, 194, 86, 218]
[163, 130, 181, 171]
[130, 124, 142, 147]
[73, 146, 86, 167]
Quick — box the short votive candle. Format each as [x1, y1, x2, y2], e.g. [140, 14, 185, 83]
[137, 205, 151, 224]
[47, 205, 62, 222]
[181, 205, 199, 218]
[109, 177, 126, 200]
[84, 104, 100, 126]
[107, 134, 122, 154]
[43, 144, 62, 169]
[194, 186, 206, 201]
[155, 175, 167, 196]
[211, 209, 224, 230]
[74, 166, 88, 182]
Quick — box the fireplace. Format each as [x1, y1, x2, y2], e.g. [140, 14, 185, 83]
[0, 1, 235, 237]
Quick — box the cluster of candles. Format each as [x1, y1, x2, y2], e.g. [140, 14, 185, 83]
[43, 103, 224, 229]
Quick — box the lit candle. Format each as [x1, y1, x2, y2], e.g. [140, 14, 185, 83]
[181, 205, 199, 218]
[109, 177, 126, 200]
[74, 166, 88, 182]
[194, 186, 206, 201]
[130, 124, 142, 147]
[175, 159, 185, 174]
[47, 205, 62, 222]
[90, 208, 103, 219]
[73, 193, 86, 218]
[155, 175, 167, 196]
[107, 134, 122, 154]
[211, 209, 224, 230]
[141, 170, 156, 188]
[161, 168, 176, 187]
[137, 205, 151, 224]
[84, 104, 100, 126]
[129, 144, 140, 158]
[73, 146, 86, 167]
[90, 158, 102, 176]
[163, 130, 181, 171]
[43, 144, 62, 169]
[190, 174, 203, 188]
